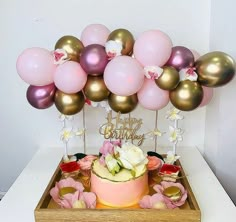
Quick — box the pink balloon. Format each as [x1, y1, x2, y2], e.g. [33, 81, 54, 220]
[16, 48, 56, 86]
[54, 61, 87, 94]
[138, 79, 169, 110]
[199, 86, 214, 107]
[190, 49, 201, 61]
[81, 24, 110, 46]
[133, 30, 173, 67]
[104, 56, 145, 96]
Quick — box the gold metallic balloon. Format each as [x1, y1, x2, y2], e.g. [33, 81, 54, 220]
[107, 29, 134, 56]
[170, 80, 203, 111]
[84, 76, 110, 102]
[54, 90, 85, 115]
[155, 66, 180, 90]
[195, 51, 235, 87]
[55, 35, 84, 62]
[108, 93, 138, 114]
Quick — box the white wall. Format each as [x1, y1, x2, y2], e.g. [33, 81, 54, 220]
[204, 0, 236, 203]
[0, 0, 211, 194]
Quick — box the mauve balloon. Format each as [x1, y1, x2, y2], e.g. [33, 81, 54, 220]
[165, 46, 194, 70]
[80, 44, 109, 75]
[26, 83, 56, 109]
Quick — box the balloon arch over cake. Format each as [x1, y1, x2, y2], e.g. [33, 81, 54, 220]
[17, 24, 235, 214]
[16, 24, 235, 157]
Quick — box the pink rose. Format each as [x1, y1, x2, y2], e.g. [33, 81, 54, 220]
[147, 156, 162, 171]
[78, 155, 97, 171]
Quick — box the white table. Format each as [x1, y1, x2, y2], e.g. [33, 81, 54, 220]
[0, 146, 235, 222]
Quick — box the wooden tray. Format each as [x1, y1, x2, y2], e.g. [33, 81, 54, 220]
[35, 160, 201, 222]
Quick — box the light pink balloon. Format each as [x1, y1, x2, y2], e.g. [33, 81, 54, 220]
[134, 30, 173, 67]
[138, 78, 169, 110]
[199, 86, 214, 107]
[54, 61, 87, 94]
[104, 56, 145, 96]
[81, 24, 110, 46]
[190, 49, 201, 61]
[16, 47, 56, 86]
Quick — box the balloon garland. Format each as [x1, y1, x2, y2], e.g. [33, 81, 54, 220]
[16, 24, 236, 114]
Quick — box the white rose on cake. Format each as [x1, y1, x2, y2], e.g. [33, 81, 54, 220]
[115, 143, 148, 177]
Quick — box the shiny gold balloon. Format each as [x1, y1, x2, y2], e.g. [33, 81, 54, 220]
[84, 76, 110, 102]
[107, 29, 134, 56]
[55, 35, 84, 62]
[170, 80, 203, 111]
[108, 93, 138, 114]
[195, 51, 235, 87]
[155, 66, 180, 90]
[54, 90, 85, 115]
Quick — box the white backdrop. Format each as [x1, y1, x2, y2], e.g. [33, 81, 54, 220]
[2, 0, 232, 201]
[205, 0, 236, 203]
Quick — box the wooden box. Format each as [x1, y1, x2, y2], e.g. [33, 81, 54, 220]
[35, 160, 201, 222]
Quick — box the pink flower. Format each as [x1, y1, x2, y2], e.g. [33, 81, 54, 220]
[53, 49, 68, 65]
[99, 141, 115, 156]
[147, 156, 162, 171]
[153, 181, 187, 209]
[144, 66, 163, 80]
[50, 177, 96, 209]
[139, 193, 167, 209]
[78, 155, 97, 171]
[79, 192, 97, 208]
[99, 140, 121, 166]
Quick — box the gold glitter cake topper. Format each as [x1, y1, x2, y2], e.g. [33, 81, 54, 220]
[99, 111, 145, 146]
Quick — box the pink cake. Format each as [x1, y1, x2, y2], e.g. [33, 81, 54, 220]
[90, 142, 149, 207]
[91, 164, 149, 207]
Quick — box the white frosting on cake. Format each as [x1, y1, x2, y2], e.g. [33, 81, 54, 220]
[92, 159, 146, 182]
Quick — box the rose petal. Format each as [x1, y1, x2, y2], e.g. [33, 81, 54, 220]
[80, 192, 97, 209]
[153, 184, 164, 193]
[63, 191, 80, 208]
[139, 195, 153, 208]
